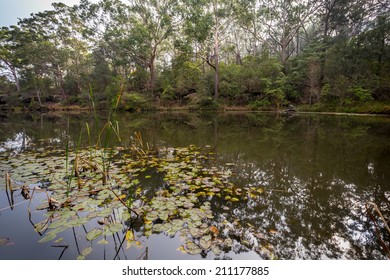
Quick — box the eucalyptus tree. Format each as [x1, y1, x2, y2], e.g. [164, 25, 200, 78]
[0, 26, 22, 93]
[180, 0, 236, 99]
[9, 2, 95, 102]
[125, 0, 179, 94]
[236, 0, 320, 72]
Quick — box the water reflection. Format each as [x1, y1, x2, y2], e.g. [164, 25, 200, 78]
[0, 111, 389, 259]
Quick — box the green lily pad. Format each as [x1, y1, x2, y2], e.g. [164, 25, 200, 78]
[185, 242, 202, 255]
[86, 228, 103, 241]
[158, 211, 169, 221]
[108, 223, 123, 234]
[211, 245, 222, 255]
[199, 235, 212, 250]
[77, 246, 93, 259]
[38, 232, 57, 243]
[97, 239, 109, 245]
[48, 218, 68, 229]
[189, 228, 202, 238]
[145, 211, 158, 221]
[97, 207, 113, 217]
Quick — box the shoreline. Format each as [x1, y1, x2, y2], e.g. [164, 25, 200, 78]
[0, 103, 389, 116]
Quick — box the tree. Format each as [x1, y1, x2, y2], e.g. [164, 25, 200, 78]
[126, 0, 177, 94]
[236, 0, 320, 72]
[0, 27, 21, 93]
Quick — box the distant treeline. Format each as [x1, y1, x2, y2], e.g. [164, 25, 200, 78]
[0, 0, 389, 112]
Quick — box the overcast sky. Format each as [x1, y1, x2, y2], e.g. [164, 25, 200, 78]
[0, 0, 98, 27]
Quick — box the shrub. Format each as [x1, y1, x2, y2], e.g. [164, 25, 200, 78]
[348, 86, 373, 103]
[249, 99, 271, 110]
[120, 92, 153, 111]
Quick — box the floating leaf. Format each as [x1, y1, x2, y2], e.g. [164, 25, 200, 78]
[158, 211, 169, 221]
[54, 238, 64, 243]
[177, 245, 187, 254]
[224, 238, 233, 248]
[125, 230, 135, 242]
[199, 235, 212, 250]
[209, 226, 219, 236]
[115, 194, 127, 201]
[97, 239, 109, 245]
[185, 242, 202, 255]
[0, 237, 10, 247]
[108, 223, 123, 234]
[81, 247, 93, 256]
[48, 218, 68, 229]
[211, 245, 222, 255]
[86, 211, 98, 219]
[67, 217, 89, 227]
[86, 228, 102, 241]
[152, 224, 164, 233]
[39, 232, 57, 243]
[97, 208, 113, 217]
[189, 228, 202, 238]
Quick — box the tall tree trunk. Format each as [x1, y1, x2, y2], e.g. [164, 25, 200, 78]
[149, 54, 156, 93]
[214, 37, 219, 99]
[12, 68, 21, 94]
[57, 65, 67, 100]
[213, 0, 220, 99]
[36, 89, 42, 107]
[2, 60, 20, 93]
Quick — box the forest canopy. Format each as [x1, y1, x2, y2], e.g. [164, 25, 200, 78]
[0, 0, 389, 112]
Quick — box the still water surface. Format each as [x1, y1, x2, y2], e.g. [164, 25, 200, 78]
[0, 111, 389, 259]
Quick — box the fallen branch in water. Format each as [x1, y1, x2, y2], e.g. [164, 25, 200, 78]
[365, 202, 390, 259]
[366, 202, 390, 234]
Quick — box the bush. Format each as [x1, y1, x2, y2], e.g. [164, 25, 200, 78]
[188, 94, 220, 110]
[348, 86, 373, 103]
[120, 92, 153, 111]
[249, 99, 271, 110]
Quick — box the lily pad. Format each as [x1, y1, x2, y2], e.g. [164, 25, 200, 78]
[211, 245, 222, 255]
[78, 246, 93, 259]
[97, 239, 109, 245]
[86, 228, 103, 241]
[0, 237, 11, 247]
[199, 235, 212, 250]
[38, 232, 57, 243]
[97, 207, 113, 217]
[145, 211, 158, 221]
[108, 223, 123, 234]
[185, 242, 202, 255]
[48, 218, 68, 229]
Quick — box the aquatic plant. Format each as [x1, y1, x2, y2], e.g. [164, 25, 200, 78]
[0, 143, 273, 259]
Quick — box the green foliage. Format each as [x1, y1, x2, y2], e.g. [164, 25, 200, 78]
[249, 99, 271, 110]
[0, 0, 388, 111]
[219, 63, 243, 98]
[120, 92, 153, 112]
[157, 60, 203, 101]
[348, 87, 373, 103]
[188, 94, 220, 110]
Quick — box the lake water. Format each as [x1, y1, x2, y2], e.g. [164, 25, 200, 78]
[0, 111, 389, 260]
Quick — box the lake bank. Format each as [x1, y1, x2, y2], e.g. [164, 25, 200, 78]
[1, 100, 390, 116]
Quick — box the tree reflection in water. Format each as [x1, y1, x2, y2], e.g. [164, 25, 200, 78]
[0, 112, 388, 259]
